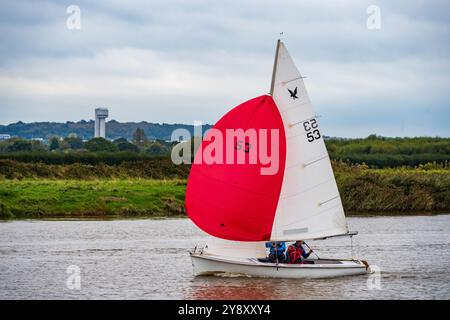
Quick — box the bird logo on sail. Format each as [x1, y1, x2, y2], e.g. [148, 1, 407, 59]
[288, 87, 298, 100]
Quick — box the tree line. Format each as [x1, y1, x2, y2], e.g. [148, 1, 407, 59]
[0, 134, 448, 168]
[0, 127, 176, 157]
[0, 120, 211, 140]
[325, 135, 449, 168]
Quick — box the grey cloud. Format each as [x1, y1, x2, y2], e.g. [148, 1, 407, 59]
[0, 0, 449, 137]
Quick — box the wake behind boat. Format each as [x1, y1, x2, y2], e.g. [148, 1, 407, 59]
[185, 39, 370, 278]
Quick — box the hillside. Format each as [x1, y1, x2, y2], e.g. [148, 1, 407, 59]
[0, 121, 212, 141]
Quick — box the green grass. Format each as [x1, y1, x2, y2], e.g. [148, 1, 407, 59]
[0, 164, 448, 219]
[0, 179, 186, 219]
[334, 164, 450, 213]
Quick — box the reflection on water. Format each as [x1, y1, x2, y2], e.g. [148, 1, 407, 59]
[185, 277, 346, 300]
[0, 215, 449, 299]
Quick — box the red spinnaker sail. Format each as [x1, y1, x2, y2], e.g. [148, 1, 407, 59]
[185, 95, 286, 241]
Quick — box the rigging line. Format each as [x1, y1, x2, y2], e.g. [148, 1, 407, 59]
[270, 39, 281, 95]
[288, 115, 317, 127]
[285, 153, 329, 169]
[303, 241, 320, 260]
[318, 195, 340, 206]
[302, 154, 329, 168]
[279, 177, 334, 200]
[280, 76, 307, 86]
[351, 236, 354, 260]
[275, 245, 279, 270]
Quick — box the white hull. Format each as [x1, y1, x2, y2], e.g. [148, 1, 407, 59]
[191, 253, 369, 279]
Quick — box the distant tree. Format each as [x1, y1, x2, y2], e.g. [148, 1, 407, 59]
[113, 138, 139, 152]
[133, 128, 148, 146]
[49, 137, 60, 151]
[84, 137, 118, 152]
[58, 140, 70, 150]
[64, 136, 84, 149]
[113, 137, 128, 144]
[31, 140, 47, 152]
[147, 142, 164, 155]
[0, 141, 8, 152]
[7, 139, 32, 152]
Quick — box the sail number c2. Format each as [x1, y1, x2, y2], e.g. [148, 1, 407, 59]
[303, 119, 321, 142]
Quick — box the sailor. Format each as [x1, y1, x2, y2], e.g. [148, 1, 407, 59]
[287, 240, 313, 264]
[265, 242, 286, 263]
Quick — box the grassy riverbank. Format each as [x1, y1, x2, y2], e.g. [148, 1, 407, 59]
[0, 179, 186, 219]
[0, 164, 448, 219]
[333, 163, 449, 213]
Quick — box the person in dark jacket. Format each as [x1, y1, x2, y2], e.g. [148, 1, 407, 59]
[265, 242, 286, 263]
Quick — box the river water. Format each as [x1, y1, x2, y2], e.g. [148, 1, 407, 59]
[0, 215, 449, 299]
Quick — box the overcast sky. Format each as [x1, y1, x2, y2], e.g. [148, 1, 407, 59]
[0, 0, 449, 137]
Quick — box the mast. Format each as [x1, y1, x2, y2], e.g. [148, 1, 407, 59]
[269, 39, 281, 95]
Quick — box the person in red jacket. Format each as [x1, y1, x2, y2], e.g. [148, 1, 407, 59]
[287, 240, 313, 264]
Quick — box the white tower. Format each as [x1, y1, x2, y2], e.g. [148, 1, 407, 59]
[94, 108, 109, 138]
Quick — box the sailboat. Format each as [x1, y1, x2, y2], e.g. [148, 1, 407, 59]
[186, 40, 370, 278]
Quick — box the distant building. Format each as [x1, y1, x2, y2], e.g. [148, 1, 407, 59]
[0, 134, 11, 140]
[31, 138, 44, 142]
[94, 108, 109, 138]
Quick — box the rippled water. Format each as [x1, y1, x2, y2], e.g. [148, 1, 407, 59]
[0, 215, 449, 299]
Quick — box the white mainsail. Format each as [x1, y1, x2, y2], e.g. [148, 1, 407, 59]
[270, 41, 348, 241]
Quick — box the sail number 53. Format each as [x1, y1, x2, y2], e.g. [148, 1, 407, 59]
[235, 140, 251, 153]
[303, 119, 321, 142]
